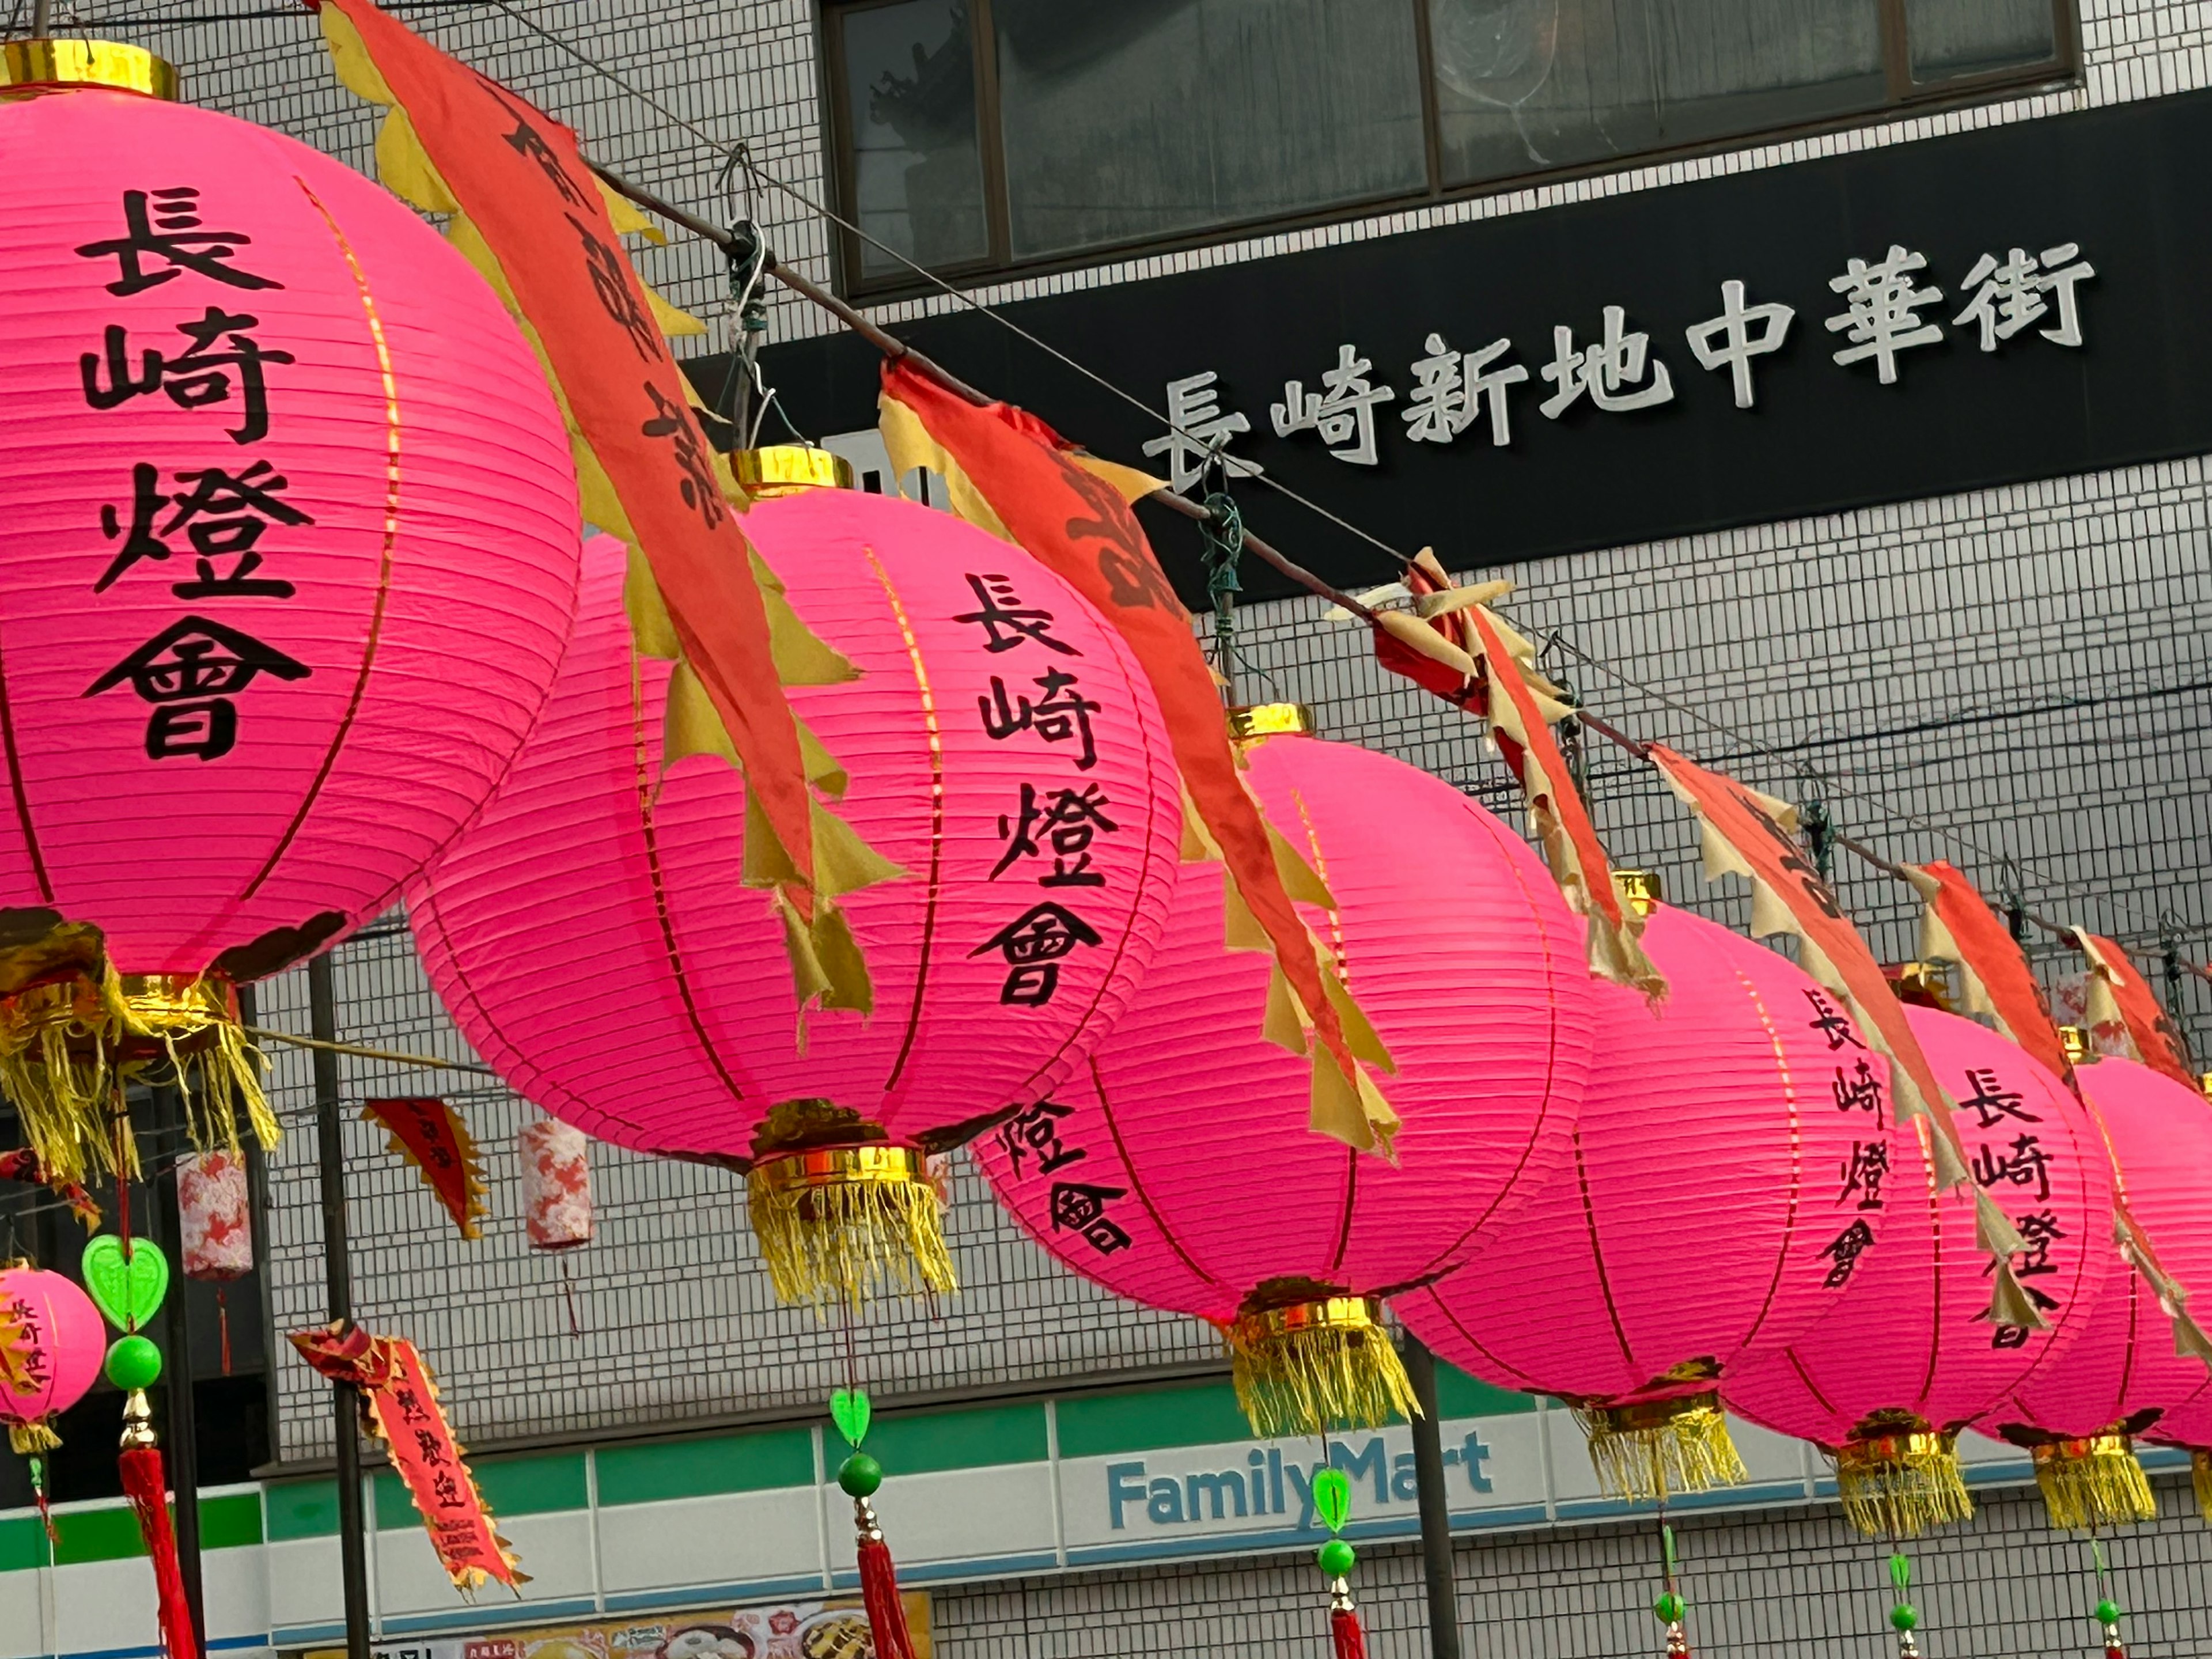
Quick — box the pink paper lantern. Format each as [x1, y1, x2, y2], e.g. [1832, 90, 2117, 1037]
[520, 1120, 594, 1252]
[0, 77, 580, 1179]
[1397, 901, 1902, 1499]
[412, 489, 1182, 1306]
[2007, 1054, 2212, 1526]
[1724, 1007, 2116, 1535]
[973, 724, 1597, 1435]
[0, 1265, 104, 1453]
[177, 1150, 252, 1280]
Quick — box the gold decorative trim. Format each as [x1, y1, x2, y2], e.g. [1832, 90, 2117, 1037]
[1228, 1293, 1415, 1437]
[2059, 1025, 2092, 1065]
[1576, 1391, 1747, 1502]
[746, 1139, 955, 1309]
[1227, 703, 1314, 745]
[733, 446, 854, 498]
[1835, 1419, 1972, 1536]
[1610, 869, 1664, 916]
[1, 40, 176, 100]
[2031, 1431, 2157, 1530]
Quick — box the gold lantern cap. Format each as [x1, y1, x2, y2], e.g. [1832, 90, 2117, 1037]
[1226, 703, 1314, 746]
[1, 40, 177, 100]
[733, 445, 854, 498]
[1611, 869, 1664, 917]
[2059, 1025, 2093, 1065]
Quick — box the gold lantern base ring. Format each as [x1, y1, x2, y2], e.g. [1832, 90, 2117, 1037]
[2032, 1432, 2157, 1531]
[0, 969, 272, 1185]
[1575, 1392, 1747, 1503]
[745, 1140, 954, 1310]
[1227, 1294, 1416, 1439]
[1835, 1419, 1972, 1537]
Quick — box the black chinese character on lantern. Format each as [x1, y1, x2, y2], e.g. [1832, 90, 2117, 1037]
[2012, 1208, 2065, 1277]
[98, 459, 309, 596]
[995, 1099, 1085, 1177]
[81, 306, 294, 445]
[85, 615, 311, 762]
[1831, 1058, 1884, 1115]
[1971, 1131, 2054, 1202]
[639, 382, 724, 528]
[992, 782, 1118, 887]
[979, 668, 1100, 769]
[1803, 988, 1866, 1051]
[971, 902, 1104, 1007]
[1957, 1065, 2040, 1128]
[1990, 1323, 2032, 1350]
[571, 214, 661, 361]
[1838, 1139, 1889, 1211]
[1048, 1179, 1132, 1255]
[75, 188, 281, 297]
[1819, 1218, 1876, 1288]
[953, 573, 1079, 656]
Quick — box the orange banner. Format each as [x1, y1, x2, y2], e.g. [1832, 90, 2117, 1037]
[291, 1323, 522, 1593]
[317, 0, 818, 912]
[1905, 861, 2071, 1084]
[877, 361, 1393, 1150]
[2075, 931, 2197, 1089]
[363, 1097, 486, 1240]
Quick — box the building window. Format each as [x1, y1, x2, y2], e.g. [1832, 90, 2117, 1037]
[824, 0, 2075, 293]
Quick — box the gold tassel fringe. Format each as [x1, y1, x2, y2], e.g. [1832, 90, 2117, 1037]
[746, 1143, 954, 1310]
[2032, 1433, 2157, 1530]
[1228, 1294, 1416, 1439]
[0, 971, 274, 1185]
[8, 1418, 58, 1456]
[2192, 1449, 2212, 1521]
[1836, 1421, 1972, 1537]
[1575, 1393, 1747, 1502]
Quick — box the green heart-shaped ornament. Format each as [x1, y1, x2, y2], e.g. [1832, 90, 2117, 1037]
[1310, 1467, 1352, 1535]
[81, 1236, 169, 1332]
[829, 1387, 872, 1449]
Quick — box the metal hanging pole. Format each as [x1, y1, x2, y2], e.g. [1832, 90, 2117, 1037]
[29, 0, 52, 37]
[309, 954, 372, 1659]
[1399, 1332, 1464, 1659]
[154, 1085, 206, 1654]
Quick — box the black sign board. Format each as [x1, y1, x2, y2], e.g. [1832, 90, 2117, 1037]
[717, 88, 2212, 607]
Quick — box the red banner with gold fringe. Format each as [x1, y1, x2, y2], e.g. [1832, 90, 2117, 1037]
[363, 1097, 486, 1240]
[2075, 931, 2198, 1089]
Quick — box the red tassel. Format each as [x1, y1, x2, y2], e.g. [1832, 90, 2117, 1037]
[120, 1446, 198, 1659]
[857, 1536, 919, 1659]
[1331, 1607, 1368, 1659]
[217, 1290, 232, 1378]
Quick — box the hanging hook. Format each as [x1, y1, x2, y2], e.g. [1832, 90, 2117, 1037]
[1198, 450, 1245, 704]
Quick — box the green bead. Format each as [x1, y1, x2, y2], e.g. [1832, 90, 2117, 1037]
[1890, 1605, 1918, 1633]
[837, 1452, 882, 1497]
[104, 1334, 161, 1392]
[1653, 1592, 1685, 1624]
[1316, 1539, 1356, 1578]
[2095, 1600, 2121, 1626]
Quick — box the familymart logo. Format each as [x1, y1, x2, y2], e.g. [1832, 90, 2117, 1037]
[1105, 1431, 1493, 1531]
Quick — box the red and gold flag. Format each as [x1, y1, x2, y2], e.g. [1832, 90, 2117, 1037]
[1903, 861, 2071, 1082]
[877, 362, 1395, 1151]
[2075, 931, 2198, 1089]
[363, 1097, 486, 1240]
[291, 1323, 523, 1594]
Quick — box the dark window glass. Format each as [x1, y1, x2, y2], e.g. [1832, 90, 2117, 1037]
[1906, 0, 2059, 81]
[1429, 0, 1886, 187]
[993, 0, 1427, 260]
[838, 0, 991, 277]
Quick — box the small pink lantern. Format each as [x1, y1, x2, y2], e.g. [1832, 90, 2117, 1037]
[412, 483, 1183, 1306]
[2010, 1051, 2212, 1526]
[0, 54, 579, 1181]
[520, 1120, 593, 1252]
[0, 1264, 104, 1455]
[177, 1152, 252, 1281]
[1725, 1007, 2116, 1535]
[1399, 894, 1902, 1499]
[974, 717, 1597, 1435]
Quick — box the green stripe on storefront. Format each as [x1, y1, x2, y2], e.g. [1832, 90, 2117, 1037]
[868, 1401, 1047, 1475]
[376, 1450, 586, 1529]
[1435, 1368, 1537, 1419]
[267, 1478, 338, 1540]
[597, 1427, 815, 1505]
[41, 1493, 262, 1565]
[1056, 1382, 1255, 1457]
[0, 1513, 44, 1572]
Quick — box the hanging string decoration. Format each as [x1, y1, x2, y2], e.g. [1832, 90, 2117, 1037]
[0, 45, 582, 1184]
[179, 1149, 252, 1375]
[1725, 1008, 2115, 1536]
[520, 1120, 594, 1252]
[1307, 1468, 1368, 1659]
[824, 1387, 922, 1659]
[1400, 891, 1904, 1501]
[414, 485, 1183, 1309]
[976, 717, 1596, 1434]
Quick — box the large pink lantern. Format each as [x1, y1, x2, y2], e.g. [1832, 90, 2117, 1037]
[1398, 896, 1902, 1499]
[0, 50, 580, 1178]
[974, 717, 1597, 1435]
[0, 1264, 104, 1454]
[1725, 1007, 2115, 1535]
[412, 482, 1182, 1306]
[2006, 1051, 2212, 1527]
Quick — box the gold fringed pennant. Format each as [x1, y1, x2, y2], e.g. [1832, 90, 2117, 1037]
[745, 1141, 955, 1310]
[361, 1097, 487, 1241]
[1575, 1394, 1747, 1502]
[1834, 1417, 1973, 1537]
[1226, 1292, 1416, 1438]
[2031, 1433, 2157, 1530]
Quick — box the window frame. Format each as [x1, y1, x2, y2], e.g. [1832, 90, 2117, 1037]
[823, 0, 2081, 300]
